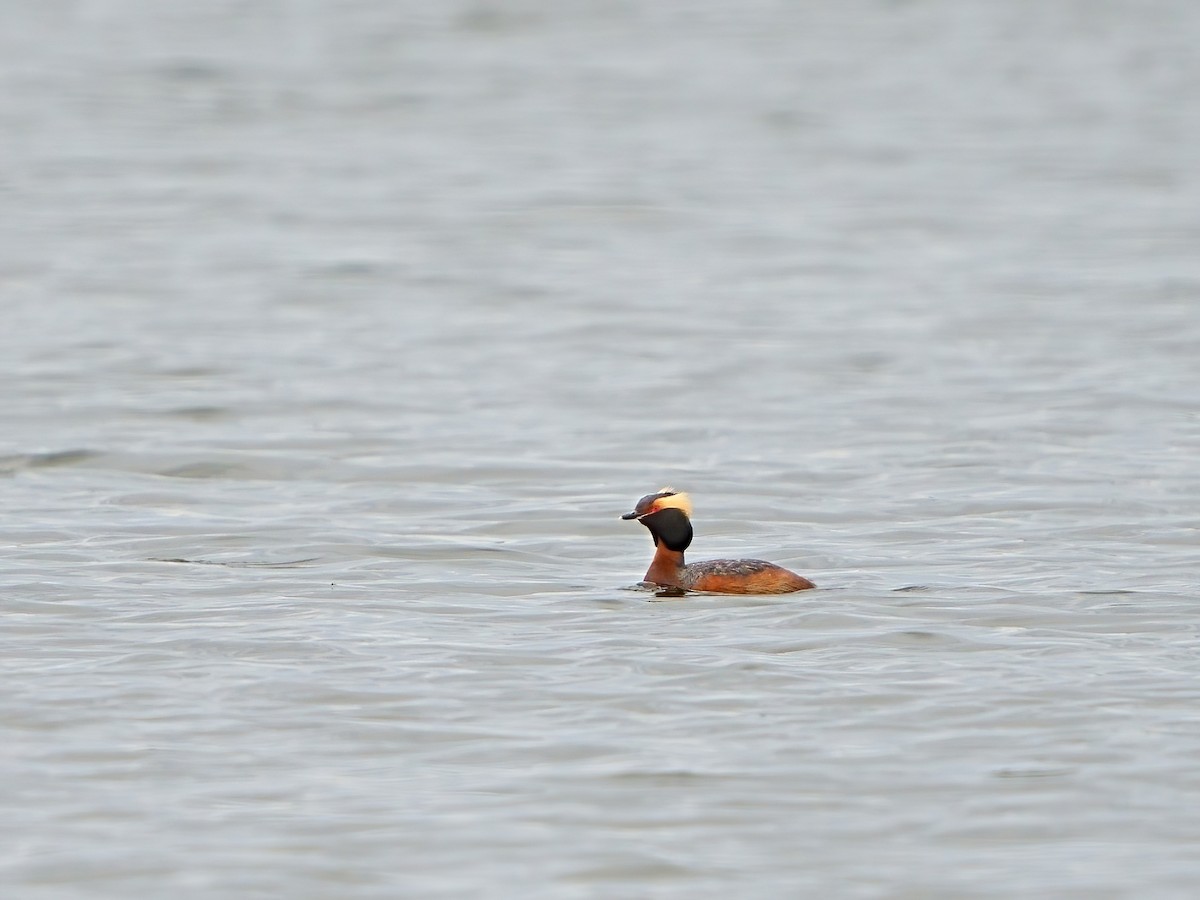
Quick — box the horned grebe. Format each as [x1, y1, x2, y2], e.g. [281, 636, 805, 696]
[622, 488, 814, 594]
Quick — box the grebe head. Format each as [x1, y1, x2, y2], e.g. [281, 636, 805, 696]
[621, 487, 694, 552]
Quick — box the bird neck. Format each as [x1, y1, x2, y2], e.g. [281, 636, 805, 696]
[639, 507, 693, 588]
[645, 542, 686, 587]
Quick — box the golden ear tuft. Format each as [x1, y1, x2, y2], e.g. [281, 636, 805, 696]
[654, 490, 692, 517]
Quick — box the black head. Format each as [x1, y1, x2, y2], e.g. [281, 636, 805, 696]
[620, 488, 694, 552]
[620, 488, 692, 520]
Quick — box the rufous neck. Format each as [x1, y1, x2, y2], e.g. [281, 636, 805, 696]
[645, 543, 685, 587]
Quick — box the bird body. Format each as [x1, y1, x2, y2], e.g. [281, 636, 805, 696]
[622, 489, 814, 594]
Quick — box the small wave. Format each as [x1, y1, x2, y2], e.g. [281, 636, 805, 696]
[0, 449, 99, 474]
[148, 557, 320, 568]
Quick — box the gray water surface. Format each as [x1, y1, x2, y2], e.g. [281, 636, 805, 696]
[4, 2, 1200, 897]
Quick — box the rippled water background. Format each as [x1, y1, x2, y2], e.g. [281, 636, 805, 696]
[4, 2, 1200, 897]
